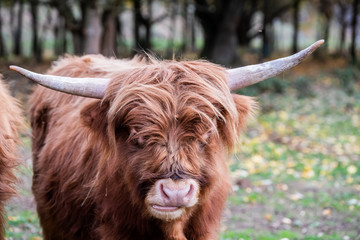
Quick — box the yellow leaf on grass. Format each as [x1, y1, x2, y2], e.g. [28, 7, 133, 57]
[352, 115, 360, 127]
[7, 216, 17, 221]
[288, 192, 304, 201]
[322, 208, 331, 216]
[302, 166, 315, 179]
[347, 165, 358, 175]
[31, 237, 43, 240]
[251, 154, 264, 164]
[265, 213, 273, 221]
[346, 177, 354, 184]
[282, 217, 292, 225]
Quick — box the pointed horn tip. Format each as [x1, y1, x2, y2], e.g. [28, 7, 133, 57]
[9, 65, 28, 75]
[315, 39, 325, 47]
[9, 65, 35, 78]
[9, 65, 19, 71]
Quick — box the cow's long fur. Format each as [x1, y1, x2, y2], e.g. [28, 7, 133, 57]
[0, 79, 22, 239]
[30, 55, 256, 240]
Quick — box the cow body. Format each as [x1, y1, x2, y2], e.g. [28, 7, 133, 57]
[21, 41, 322, 240]
[0, 80, 22, 239]
[29, 55, 255, 240]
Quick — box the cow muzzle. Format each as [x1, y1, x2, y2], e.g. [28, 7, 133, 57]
[146, 179, 199, 221]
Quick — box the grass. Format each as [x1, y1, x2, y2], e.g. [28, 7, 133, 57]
[4, 62, 360, 239]
[5, 210, 41, 240]
[221, 66, 360, 239]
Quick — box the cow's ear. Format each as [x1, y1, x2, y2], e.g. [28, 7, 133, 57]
[80, 100, 109, 134]
[231, 94, 257, 129]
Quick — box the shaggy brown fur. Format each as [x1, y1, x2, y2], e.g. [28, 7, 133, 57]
[0, 79, 22, 239]
[29, 55, 256, 240]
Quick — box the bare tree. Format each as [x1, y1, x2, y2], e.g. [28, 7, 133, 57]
[195, 0, 244, 65]
[237, 0, 259, 47]
[83, 0, 102, 54]
[350, 0, 359, 63]
[260, 0, 295, 58]
[261, 0, 272, 58]
[30, 0, 42, 61]
[318, 0, 334, 51]
[101, 0, 123, 57]
[14, 0, 24, 56]
[54, 15, 68, 56]
[0, 0, 6, 57]
[133, 0, 152, 51]
[335, 0, 351, 54]
[292, 0, 301, 53]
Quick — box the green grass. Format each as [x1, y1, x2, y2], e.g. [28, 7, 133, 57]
[221, 230, 345, 240]
[223, 68, 360, 240]
[5, 209, 41, 239]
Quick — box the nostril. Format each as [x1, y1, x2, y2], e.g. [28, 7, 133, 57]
[160, 184, 170, 200]
[185, 184, 194, 199]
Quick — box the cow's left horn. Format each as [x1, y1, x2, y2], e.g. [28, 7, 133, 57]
[9, 66, 110, 99]
[227, 40, 324, 91]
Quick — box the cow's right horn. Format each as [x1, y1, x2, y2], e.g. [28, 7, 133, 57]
[9, 66, 109, 99]
[227, 40, 324, 91]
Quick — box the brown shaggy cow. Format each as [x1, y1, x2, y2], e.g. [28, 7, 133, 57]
[12, 41, 323, 240]
[0, 79, 22, 239]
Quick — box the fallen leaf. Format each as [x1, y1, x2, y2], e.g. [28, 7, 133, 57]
[282, 217, 292, 225]
[264, 213, 272, 221]
[288, 192, 304, 201]
[347, 165, 357, 175]
[322, 208, 331, 216]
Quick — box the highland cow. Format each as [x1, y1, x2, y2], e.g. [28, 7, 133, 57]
[11, 40, 323, 240]
[0, 79, 22, 239]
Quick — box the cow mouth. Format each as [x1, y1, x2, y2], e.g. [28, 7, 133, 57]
[152, 205, 181, 212]
[148, 203, 185, 221]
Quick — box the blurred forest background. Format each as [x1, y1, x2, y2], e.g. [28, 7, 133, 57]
[1, 0, 360, 240]
[0, 0, 359, 65]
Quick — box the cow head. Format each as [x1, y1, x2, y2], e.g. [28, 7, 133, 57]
[93, 60, 255, 221]
[11, 40, 324, 222]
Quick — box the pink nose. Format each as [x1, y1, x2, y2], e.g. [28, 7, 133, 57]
[159, 180, 195, 207]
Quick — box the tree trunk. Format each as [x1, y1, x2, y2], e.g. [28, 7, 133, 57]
[54, 16, 67, 56]
[134, 0, 142, 52]
[72, 30, 84, 55]
[318, 0, 333, 52]
[237, 0, 258, 47]
[101, 10, 117, 56]
[323, 15, 330, 51]
[30, 0, 41, 61]
[195, 0, 243, 65]
[133, 0, 153, 52]
[181, 0, 189, 53]
[145, 0, 152, 49]
[84, 8, 102, 54]
[350, 0, 358, 63]
[190, 4, 196, 52]
[195, 0, 220, 60]
[262, 0, 272, 58]
[63, 28, 68, 54]
[292, 0, 301, 53]
[338, 2, 347, 54]
[211, 0, 243, 65]
[14, 0, 24, 56]
[10, 0, 15, 53]
[0, 0, 6, 57]
[167, 0, 178, 57]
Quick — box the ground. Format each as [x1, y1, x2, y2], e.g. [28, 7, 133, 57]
[1, 58, 360, 240]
